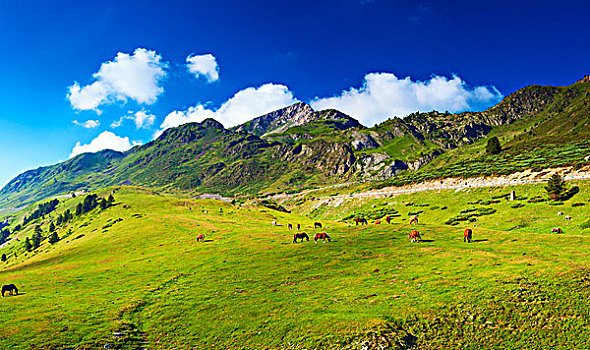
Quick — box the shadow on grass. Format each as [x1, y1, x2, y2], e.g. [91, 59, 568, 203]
[471, 239, 489, 243]
[420, 239, 435, 243]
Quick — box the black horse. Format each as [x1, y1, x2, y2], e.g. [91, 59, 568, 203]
[2, 284, 18, 297]
[314, 222, 322, 229]
[293, 232, 309, 243]
[355, 218, 368, 225]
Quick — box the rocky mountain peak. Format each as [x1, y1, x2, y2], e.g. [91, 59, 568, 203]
[232, 102, 317, 136]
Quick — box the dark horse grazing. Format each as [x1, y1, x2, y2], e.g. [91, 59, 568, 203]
[551, 227, 563, 234]
[288, 223, 293, 230]
[293, 232, 309, 243]
[1, 284, 18, 297]
[196, 234, 205, 242]
[355, 218, 368, 225]
[409, 230, 421, 243]
[314, 232, 331, 244]
[463, 228, 473, 243]
[314, 222, 322, 229]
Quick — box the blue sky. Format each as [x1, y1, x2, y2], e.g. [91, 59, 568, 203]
[0, 0, 589, 187]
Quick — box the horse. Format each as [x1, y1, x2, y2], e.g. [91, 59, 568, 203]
[385, 216, 391, 224]
[551, 228, 563, 234]
[1, 284, 18, 297]
[409, 230, 421, 243]
[463, 228, 473, 243]
[409, 215, 419, 225]
[375, 220, 381, 224]
[196, 234, 205, 242]
[297, 224, 301, 230]
[565, 215, 572, 221]
[272, 220, 277, 226]
[293, 232, 309, 243]
[314, 222, 322, 229]
[288, 223, 293, 230]
[355, 218, 367, 225]
[314, 232, 331, 244]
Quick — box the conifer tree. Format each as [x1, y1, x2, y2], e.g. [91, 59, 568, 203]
[545, 174, 566, 200]
[49, 222, 55, 232]
[24, 237, 32, 252]
[48, 231, 59, 244]
[1, 253, 6, 262]
[486, 136, 501, 155]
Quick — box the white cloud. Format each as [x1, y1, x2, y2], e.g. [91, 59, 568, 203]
[310, 73, 503, 126]
[67, 48, 168, 112]
[70, 131, 140, 158]
[157, 83, 297, 135]
[186, 54, 219, 82]
[73, 119, 100, 128]
[111, 111, 156, 129]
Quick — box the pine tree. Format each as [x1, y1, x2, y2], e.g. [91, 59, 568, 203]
[24, 237, 32, 252]
[32, 226, 42, 249]
[100, 198, 108, 210]
[75, 203, 83, 216]
[545, 174, 566, 200]
[486, 136, 501, 155]
[48, 231, 59, 244]
[49, 222, 55, 232]
[108, 194, 115, 206]
[1, 253, 6, 262]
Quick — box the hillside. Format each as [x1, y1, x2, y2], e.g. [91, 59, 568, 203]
[1, 184, 590, 349]
[2, 79, 590, 209]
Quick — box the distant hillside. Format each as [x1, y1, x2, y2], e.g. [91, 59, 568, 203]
[2, 78, 590, 208]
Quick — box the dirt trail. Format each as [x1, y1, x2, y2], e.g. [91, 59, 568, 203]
[275, 166, 590, 201]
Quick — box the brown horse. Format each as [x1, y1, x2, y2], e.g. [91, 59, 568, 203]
[409, 230, 421, 243]
[409, 215, 419, 225]
[293, 232, 309, 243]
[1, 284, 18, 297]
[314, 222, 322, 229]
[385, 216, 391, 224]
[355, 218, 368, 225]
[551, 227, 563, 234]
[287, 223, 293, 230]
[196, 234, 205, 242]
[314, 232, 331, 244]
[463, 228, 472, 243]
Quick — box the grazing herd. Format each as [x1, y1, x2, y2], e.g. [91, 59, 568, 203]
[192, 207, 572, 249]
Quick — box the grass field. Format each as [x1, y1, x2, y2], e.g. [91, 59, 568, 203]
[1, 184, 590, 349]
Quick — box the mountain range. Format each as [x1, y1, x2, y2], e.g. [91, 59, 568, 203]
[1, 78, 590, 208]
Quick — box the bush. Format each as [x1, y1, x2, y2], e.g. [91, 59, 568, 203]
[511, 203, 525, 208]
[572, 202, 586, 207]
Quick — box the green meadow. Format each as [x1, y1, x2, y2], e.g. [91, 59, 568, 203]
[1, 183, 590, 349]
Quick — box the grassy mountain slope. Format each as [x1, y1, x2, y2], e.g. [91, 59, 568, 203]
[2, 80, 590, 209]
[1, 184, 590, 348]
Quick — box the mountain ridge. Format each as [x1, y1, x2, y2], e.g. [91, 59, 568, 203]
[2, 78, 590, 208]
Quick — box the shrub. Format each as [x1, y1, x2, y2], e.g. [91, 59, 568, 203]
[511, 203, 525, 209]
[572, 202, 586, 207]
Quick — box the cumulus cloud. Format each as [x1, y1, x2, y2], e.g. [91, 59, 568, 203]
[157, 83, 297, 135]
[186, 54, 219, 82]
[310, 73, 503, 126]
[67, 48, 168, 112]
[111, 111, 156, 129]
[73, 119, 100, 128]
[70, 131, 140, 158]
